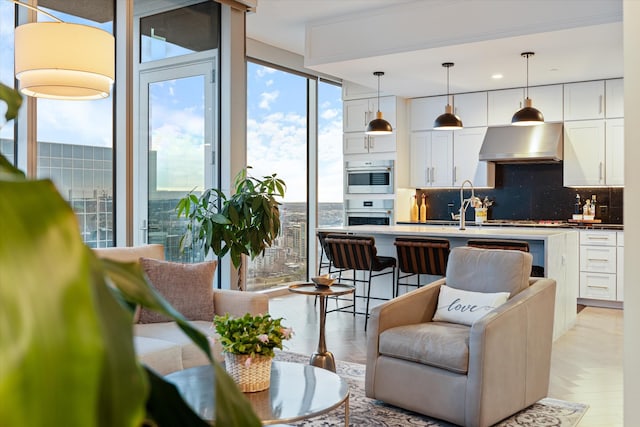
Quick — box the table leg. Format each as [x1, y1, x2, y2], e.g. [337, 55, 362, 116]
[344, 393, 349, 427]
[309, 294, 336, 372]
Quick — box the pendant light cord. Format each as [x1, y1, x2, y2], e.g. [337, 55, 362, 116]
[377, 73, 381, 112]
[525, 54, 529, 98]
[10, 0, 64, 22]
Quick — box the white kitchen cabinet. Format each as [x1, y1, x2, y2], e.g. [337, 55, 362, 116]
[343, 95, 397, 133]
[342, 81, 377, 101]
[453, 92, 487, 128]
[452, 127, 494, 188]
[409, 131, 453, 188]
[563, 120, 606, 186]
[344, 98, 372, 133]
[564, 81, 605, 120]
[617, 231, 624, 301]
[409, 96, 446, 131]
[579, 230, 619, 302]
[528, 84, 563, 122]
[487, 88, 524, 126]
[605, 118, 624, 186]
[605, 78, 624, 118]
[344, 132, 396, 154]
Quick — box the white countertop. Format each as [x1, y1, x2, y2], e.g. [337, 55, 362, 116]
[317, 224, 576, 240]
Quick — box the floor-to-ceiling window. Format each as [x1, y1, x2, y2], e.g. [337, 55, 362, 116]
[318, 79, 344, 227]
[0, 2, 16, 164]
[246, 61, 308, 291]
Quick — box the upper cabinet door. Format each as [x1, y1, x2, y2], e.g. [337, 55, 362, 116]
[605, 79, 624, 118]
[429, 131, 454, 187]
[564, 81, 605, 120]
[563, 120, 606, 186]
[372, 96, 398, 129]
[453, 92, 487, 128]
[528, 84, 563, 122]
[410, 132, 429, 187]
[343, 98, 371, 132]
[453, 127, 494, 188]
[409, 96, 446, 131]
[487, 88, 525, 126]
[605, 118, 624, 186]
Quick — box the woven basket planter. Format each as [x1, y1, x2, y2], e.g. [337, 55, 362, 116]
[224, 353, 272, 392]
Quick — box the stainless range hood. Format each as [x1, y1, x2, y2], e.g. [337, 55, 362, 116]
[478, 122, 563, 163]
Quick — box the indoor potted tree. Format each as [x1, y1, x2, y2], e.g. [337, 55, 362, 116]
[176, 168, 286, 291]
[213, 313, 293, 392]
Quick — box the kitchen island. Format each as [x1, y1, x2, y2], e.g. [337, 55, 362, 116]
[317, 224, 579, 340]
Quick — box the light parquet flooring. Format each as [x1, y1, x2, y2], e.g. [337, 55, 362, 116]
[269, 295, 623, 426]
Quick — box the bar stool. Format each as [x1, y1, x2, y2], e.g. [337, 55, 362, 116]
[324, 234, 396, 330]
[466, 239, 544, 277]
[394, 237, 450, 296]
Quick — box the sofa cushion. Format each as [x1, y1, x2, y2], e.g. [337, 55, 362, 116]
[432, 285, 510, 326]
[139, 258, 217, 323]
[134, 320, 222, 367]
[379, 322, 470, 374]
[133, 336, 183, 375]
[445, 246, 532, 297]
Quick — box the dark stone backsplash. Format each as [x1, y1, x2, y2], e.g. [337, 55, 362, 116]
[417, 163, 623, 224]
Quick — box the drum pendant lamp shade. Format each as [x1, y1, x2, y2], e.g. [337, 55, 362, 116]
[365, 71, 393, 135]
[434, 62, 463, 130]
[512, 52, 544, 126]
[14, 22, 115, 100]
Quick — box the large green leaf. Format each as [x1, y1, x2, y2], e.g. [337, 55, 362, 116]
[0, 83, 22, 121]
[0, 177, 147, 427]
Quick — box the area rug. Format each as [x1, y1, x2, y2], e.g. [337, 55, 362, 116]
[273, 351, 588, 427]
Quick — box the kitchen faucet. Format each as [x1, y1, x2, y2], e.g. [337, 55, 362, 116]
[456, 179, 476, 230]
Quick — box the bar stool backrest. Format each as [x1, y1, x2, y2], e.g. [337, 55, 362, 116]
[325, 234, 376, 271]
[467, 239, 530, 252]
[394, 237, 450, 276]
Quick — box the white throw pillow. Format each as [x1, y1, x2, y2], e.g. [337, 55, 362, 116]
[433, 285, 510, 326]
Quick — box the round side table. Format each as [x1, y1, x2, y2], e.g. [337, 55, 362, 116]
[288, 283, 355, 372]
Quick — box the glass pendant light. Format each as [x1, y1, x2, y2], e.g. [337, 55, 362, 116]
[434, 62, 463, 130]
[365, 71, 393, 135]
[512, 52, 544, 126]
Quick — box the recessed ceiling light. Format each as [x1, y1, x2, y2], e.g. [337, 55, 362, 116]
[491, 73, 503, 79]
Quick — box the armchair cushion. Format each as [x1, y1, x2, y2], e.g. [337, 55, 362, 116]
[433, 285, 510, 326]
[139, 258, 217, 323]
[379, 321, 470, 374]
[446, 246, 532, 297]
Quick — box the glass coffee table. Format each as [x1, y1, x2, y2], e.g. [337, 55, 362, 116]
[165, 361, 349, 425]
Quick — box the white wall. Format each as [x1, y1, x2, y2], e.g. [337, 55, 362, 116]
[624, 1, 640, 425]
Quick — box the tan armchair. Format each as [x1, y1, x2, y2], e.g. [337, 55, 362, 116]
[365, 246, 556, 427]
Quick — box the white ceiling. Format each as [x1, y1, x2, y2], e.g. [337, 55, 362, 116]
[246, 0, 623, 98]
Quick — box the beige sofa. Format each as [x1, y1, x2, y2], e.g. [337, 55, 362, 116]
[94, 244, 269, 375]
[365, 246, 556, 427]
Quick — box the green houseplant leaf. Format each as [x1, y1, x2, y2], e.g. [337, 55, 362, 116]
[0, 155, 260, 427]
[177, 167, 286, 290]
[0, 82, 22, 122]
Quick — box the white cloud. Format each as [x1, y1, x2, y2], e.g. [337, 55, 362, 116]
[256, 66, 276, 78]
[321, 108, 339, 120]
[266, 79, 274, 87]
[259, 90, 279, 110]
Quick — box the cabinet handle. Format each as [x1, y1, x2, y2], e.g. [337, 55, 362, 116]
[369, 137, 374, 151]
[587, 285, 609, 290]
[587, 236, 609, 240]
[431, 167, 435, 183]
[587, 258, 610, 262]
[599, 95, 603, 115]
[364, 136, 368, 150]
[364, 111, 367, 126]
[453, 166, 457, 183]
[599, 162, 603, 182]
[425, 168, 430, 184]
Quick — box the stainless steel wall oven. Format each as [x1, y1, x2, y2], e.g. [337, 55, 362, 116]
[345, 160, 394, 194]
[345, 199, 394, 226]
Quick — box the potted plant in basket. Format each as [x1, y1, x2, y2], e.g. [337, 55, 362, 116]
[176, 167, 286, 291]
[213, 313, 293, 392]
